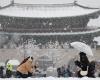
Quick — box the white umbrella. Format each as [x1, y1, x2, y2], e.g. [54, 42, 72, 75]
[7, 60, 20, 66]
[70, 42, 93, 56]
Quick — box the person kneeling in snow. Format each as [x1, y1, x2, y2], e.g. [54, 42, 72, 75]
[6, 63, 13, 78]
[16, 56, 37, 78]
[75, 52, 90, 77]
[88, 61, 95, 78]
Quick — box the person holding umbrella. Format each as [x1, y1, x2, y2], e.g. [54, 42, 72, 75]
[71, 41, 95, 77]
[75, 52, 89, 77]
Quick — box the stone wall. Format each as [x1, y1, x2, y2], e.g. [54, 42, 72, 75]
[0, 48, 100, 67]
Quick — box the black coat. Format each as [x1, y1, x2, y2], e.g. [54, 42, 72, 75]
[75, 52, 89, 71]
[87, 61, 95, 78]
[0, 66, 4, 78]
[75, 52, 89, 77]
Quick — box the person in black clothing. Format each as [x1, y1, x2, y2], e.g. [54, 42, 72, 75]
[57, 65, 71, 77]
[75, 52, 89, 77]
[57, 67, 62, 77]
[87, 61, 95, 78]
[0, 66, 4, 78]
[63, 66, 71, 77]
[61, 66, 65, 77]
[65, 65, 72, 77]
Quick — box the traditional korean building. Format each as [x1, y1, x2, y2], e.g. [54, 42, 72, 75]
[0, 0, 100, 45]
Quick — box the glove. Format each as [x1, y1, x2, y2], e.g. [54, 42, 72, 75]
[75, 60, 79, 65]
[75, 60, 81, 68]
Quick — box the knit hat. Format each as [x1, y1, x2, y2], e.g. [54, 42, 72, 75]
[28, 56, 33, 62]
[79, 52, 86, 56]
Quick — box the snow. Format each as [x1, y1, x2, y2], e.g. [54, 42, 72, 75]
[1, 0, 99, 8]
[78, 0, 100, 8]
[7, 60, 20, 66]
[0, 28, 100, 36]
[93, 36, 100, 45]
[0, 3, 99, 18]
[0, 0, 11, 7]
[0, 77, 100, 80]
[14, 0, 100, 8]
[0, 0, 100, 8]
[88, 16, 100, 28]
[14, 0, 74, 4]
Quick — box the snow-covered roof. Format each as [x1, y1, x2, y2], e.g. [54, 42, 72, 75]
[14, 0, 74, 5]
[88, 16, 100, 27]
[0, 2, 99, 18]
[93, 36, 100, 45]
[78, 0, 100, 8]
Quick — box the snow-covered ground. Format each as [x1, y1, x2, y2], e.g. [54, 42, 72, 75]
[0, 77, 100, 80]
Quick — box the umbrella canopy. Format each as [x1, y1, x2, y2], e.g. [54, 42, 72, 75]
[7, 59, 20, 66]
[70, 42, 93, 56]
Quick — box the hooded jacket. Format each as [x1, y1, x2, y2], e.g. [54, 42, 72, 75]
[17, 58, 35, 74]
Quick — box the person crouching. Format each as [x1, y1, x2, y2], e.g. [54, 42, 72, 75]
[16, 56, 34, 78]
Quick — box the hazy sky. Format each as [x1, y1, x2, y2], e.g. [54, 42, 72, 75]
[0, 0, 100, 8]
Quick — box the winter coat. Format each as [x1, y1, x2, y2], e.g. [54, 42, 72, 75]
[6, 63, 13, 71]
[75, 52, 90, 77]
[6, 64, 13, 78]
[75, 52, 89, 71]
[57, 67, 62, 77]
[17, 59, 34, 74]
[87, 61, 95, 78]
[0, 66, 4, 78]
[65, 69, 71, 77]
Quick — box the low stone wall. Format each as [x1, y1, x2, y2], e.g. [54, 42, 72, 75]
[0, 48, 100, 67]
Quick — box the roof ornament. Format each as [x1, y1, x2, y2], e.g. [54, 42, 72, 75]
[11, 0, 14, 4]
[74, 0, 77, 6]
